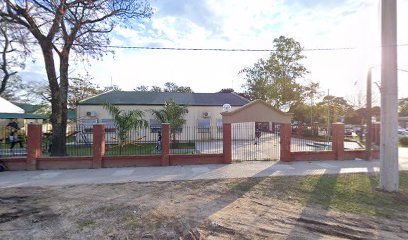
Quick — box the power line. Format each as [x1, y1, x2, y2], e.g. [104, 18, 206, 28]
[101, 45, 357, 52]
[2, 39, 408, 52]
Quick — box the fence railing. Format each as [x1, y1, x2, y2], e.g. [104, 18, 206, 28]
[0, 126, 27, 157]
[105, 127, 161, 156]
[41, 124, 224, 156]
[169, 126, 223, 154]
[232, 123, 280, 161]
[42, 124, 93, 156]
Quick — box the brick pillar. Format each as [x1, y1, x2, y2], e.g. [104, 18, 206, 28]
[223, 123, 232, 164]
[297, 122, 302, 137]
[332, 123, 345, 160]
[92, 124, 105, 168]
[280, 123, 291, 161]
[313, 122, 319, 136]
[372, 123, 380, 145]
[27, 124, 42, 170]
[161, 123, 170, 166]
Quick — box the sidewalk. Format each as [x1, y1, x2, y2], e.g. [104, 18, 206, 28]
[1, 154, 408, 188]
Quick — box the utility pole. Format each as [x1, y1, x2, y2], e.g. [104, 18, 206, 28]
[327, 89, 330, 144]
[379, 0, 399, 192]
[366, 68, 372, 160]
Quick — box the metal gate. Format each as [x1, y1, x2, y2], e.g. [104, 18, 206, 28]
[232, 122, 280, 161]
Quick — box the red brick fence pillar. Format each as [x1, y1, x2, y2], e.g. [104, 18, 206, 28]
[92, 124, 105, 168]
[161, 123, 170, 166]
[332, 123, 345, 160]
[27, 124, 42, 170]
[372, 123, 380, 146]
[223, 123, 232, 164]
[280, 123, 291, 161]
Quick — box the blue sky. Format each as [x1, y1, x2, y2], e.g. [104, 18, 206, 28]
[20, 0, 408, 105]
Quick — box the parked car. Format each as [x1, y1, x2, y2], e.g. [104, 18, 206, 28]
[345, 128, 354, 137]
[398, 129, 408, 138]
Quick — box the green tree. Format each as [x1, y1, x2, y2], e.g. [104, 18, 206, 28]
[151, 99, 188, 145]
[316, 95, 353, 124]
[399, 98, 408, 116]
[163, 82, 193, 93]
[292, 103, 311, 123]
[68, 73, 101, 109]
[303, 81, 322, 126]
[134, 82, 193, 93]
[0, 20, 31, 96]
[218, 88, 234, 93]
[1, 1, 153, 156]
[241, 36, 308, 109]
[150, 86, 162, 92]
[134, 85, 149, 91]
[104, 104, 147, 149]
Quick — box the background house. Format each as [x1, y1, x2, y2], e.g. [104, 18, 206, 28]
[0, 97, 45, 141]
[76, 91, 250, 142]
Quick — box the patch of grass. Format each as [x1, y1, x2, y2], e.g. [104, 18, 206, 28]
[120, 212, 142, 229]
[294, 172, 408, 219]
[77, 219, 95, 229]
[105, 143, 157, 156]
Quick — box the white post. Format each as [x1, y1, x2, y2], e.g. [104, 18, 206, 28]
[379, 0, 399, 192]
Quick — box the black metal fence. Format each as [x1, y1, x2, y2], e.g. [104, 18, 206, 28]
[290, 125, 332, 152]
[290, 124, 365, 152]
[104, 126, 161, 156]
[42, 124, 93, 156]
[232, 123, 280, 161]
[0, 125, 27, 157]
[169, 126, 223, 154]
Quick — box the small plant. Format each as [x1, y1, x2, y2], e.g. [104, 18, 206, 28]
[151, 99, 188, 147]
[400, 136, 408, 147]
[104, 104, 147, 149]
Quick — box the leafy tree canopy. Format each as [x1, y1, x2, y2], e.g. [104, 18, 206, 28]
[0, 0, 153, 155]
[151, 99, 188, 145]
[399, 98, 408, 116]
[134, 82, 193, 93]
[104, 103, 147, 147]
[241, 36, 308, 110]
[218, 88, 235, 93]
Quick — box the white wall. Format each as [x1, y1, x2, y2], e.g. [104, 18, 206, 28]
[76, 105, 255, 142]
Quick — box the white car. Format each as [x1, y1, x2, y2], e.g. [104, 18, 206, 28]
[398, 129, 408, 137]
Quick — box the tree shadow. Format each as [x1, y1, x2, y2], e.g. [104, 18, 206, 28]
[286, 171, 341, 239]
[173, 165, 281, 238]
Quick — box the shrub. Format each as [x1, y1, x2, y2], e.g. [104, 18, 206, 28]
[302, 128, 314, 137]
[400, 136, 408, 147]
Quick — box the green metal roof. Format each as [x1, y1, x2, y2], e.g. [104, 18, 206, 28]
[79, 91, 250, 106]
[13, 103, 44, 114]
[0, 113, 45, 119]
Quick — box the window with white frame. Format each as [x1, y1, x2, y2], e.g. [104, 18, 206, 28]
[216, 118, 223, 131]
[80, 119, 97, 133]
[100, 119, 116, 132]
[197, 118, 211, 133]
[150, 119, 161, 133]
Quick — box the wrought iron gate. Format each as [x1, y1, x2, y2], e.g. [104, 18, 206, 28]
[232, 122, 280, 161]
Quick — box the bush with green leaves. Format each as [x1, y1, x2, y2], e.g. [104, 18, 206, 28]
[104, 104, 147, 147]
[400, 136, 408, 147]
[151, 99, 188, 145]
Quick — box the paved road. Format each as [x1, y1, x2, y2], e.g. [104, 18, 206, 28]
[1, 148, 407, 188]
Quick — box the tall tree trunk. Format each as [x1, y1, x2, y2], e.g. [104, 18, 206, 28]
[40, 43, 67, 156]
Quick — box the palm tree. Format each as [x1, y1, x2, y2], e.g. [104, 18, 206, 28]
[151, 99, 188, 146]
[104, 104, 147, 149]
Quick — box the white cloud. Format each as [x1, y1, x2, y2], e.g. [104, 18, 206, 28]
[20, 0, 408, 102]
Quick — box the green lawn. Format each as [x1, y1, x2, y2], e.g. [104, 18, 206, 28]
[234, 172, 408, 220]
[40, 142, 197, 157]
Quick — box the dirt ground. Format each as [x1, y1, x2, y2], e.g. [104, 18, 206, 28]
[1, 175, 408, 240]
